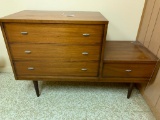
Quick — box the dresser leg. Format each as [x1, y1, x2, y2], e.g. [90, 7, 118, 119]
[127, 83, 134, 99]
[33, 81, 40, 97]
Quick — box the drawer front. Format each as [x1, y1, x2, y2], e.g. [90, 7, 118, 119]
[14, 61, 99, 77]
[10, 44, 101, 61]
[5, 23, 103, 44]
[103, 63, 156, 78]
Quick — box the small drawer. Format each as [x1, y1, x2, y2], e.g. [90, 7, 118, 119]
[14, 61, 99, 77]
[10, 44, 101, 61]
[4, 23, 103, 44]
[102, 63, 156, 78]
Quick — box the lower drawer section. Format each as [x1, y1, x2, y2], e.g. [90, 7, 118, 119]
[14, 61, 99, 77]
[102, 63, 156, 78]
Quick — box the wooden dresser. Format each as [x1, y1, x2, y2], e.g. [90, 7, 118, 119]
[0, 10, 158, 98]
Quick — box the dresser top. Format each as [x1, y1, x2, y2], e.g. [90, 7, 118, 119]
[104, 41, 158, 63]
[0, 10, 108, 24]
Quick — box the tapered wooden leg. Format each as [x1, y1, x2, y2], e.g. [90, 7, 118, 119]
[127, 83, 134, 99]
[33, 81, 40, 97]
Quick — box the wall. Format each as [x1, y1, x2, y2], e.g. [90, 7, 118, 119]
[0, 0, 25, 72]
[0, 0, 145, 72]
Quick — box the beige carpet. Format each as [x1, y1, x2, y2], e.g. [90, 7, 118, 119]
[0, 73, 155, 120]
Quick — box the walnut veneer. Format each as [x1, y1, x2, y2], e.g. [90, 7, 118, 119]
[0, 10, 158, 98]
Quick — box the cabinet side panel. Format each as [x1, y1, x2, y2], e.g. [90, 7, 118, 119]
[144, 0, 160, 48]
[156, 97, 160, 117]
[144, 69, 160, 106]
[148, 11, 160, 55]
[137, 0, 156, 44]
[137, 0, 160, 118]
[99, 24, 108, 77]
[0, 23, 17, 79]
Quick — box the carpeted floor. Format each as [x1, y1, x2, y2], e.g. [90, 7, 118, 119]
[0, 73, 155, 120]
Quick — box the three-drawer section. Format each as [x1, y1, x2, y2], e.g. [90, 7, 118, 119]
[5, 23, 104, 77]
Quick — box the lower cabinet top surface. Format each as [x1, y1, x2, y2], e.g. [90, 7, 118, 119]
[104, 41, 158, 63]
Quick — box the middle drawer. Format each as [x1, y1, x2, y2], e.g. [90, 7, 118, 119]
[10, 44, 101, 61]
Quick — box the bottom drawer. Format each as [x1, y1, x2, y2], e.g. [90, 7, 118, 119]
[14, 61, 99, 77]
[102, 63, 156, 78]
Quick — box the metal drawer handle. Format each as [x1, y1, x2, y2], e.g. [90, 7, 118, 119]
[82, 52, 89, 55]
[21, 32, 28, 35]
[66, 14, 75, 17]
[25, 50, 31, 54]
[83, 33, 90, 37]
[81, 68, 87, 71]
[28, 67, 34, 70]
[125, 70, 132, 72]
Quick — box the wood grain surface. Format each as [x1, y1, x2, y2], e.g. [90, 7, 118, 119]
[5, 23, 103, 44]
[14, 61, 99, 77]
[104, 41, 158, 62]
[103, 63, 156, 78]
[137, 0, 156, 44]
[10, 44, 101, 61]
[144, 0, 160, 48]
[0, 10, 108, 24]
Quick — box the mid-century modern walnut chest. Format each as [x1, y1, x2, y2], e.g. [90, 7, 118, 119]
[0, 10, 158, 98]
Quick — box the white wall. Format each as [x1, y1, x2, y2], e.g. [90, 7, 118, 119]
[0, 0, 145, 72]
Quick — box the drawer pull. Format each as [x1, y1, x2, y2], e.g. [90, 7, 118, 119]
[66, 14, 75, 17]
[82, 52, 89, 55]
[25, 50, 31, 54]
[21, 32, 28, 35]
[83, 33, 90, 37]
[28, 67, 34, 70]
[81, 68, 87, 71]
[125, 70, 132, 72]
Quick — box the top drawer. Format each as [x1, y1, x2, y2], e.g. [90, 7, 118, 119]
[4, 23, 104, 44]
